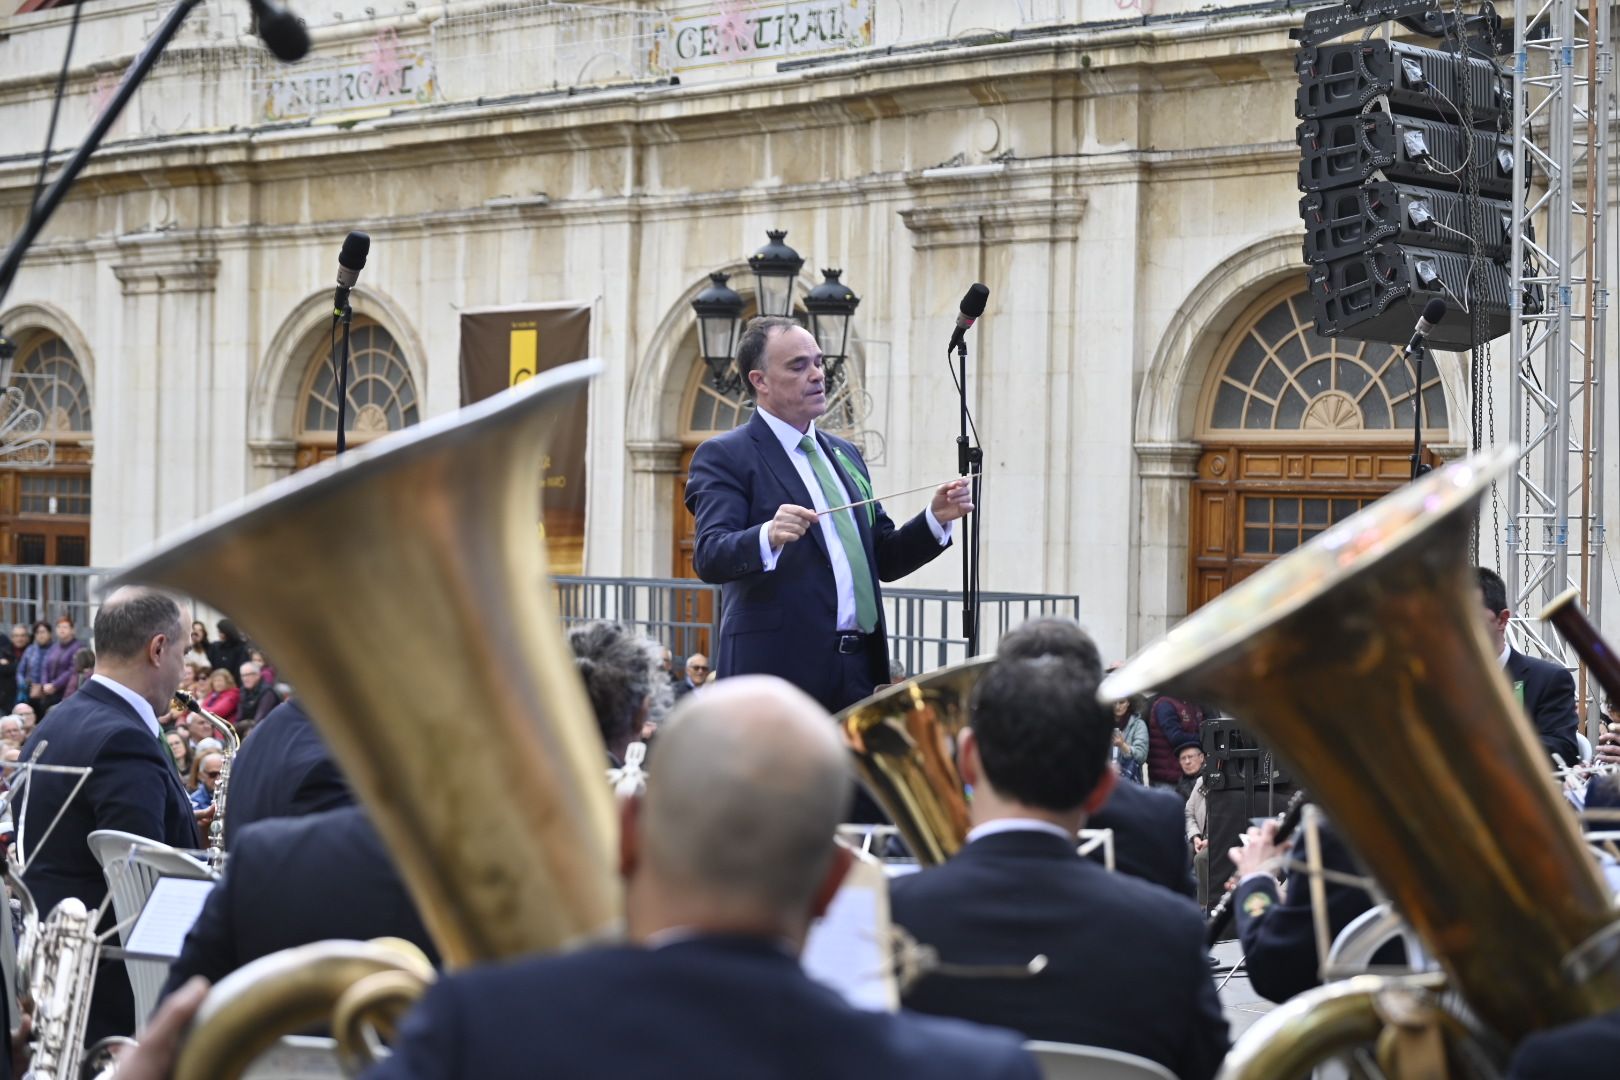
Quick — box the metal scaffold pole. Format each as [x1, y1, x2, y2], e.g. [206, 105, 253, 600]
[1509, 0, 1611, 720]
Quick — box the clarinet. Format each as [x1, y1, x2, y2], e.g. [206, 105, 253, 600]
[1205, 788, 1308, 946]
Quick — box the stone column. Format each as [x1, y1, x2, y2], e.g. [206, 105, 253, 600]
[1131, 441, 1202, 650]
[626, 440, 685, 576]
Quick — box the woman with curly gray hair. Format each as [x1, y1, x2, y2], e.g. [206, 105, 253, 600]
[566, 621, 673, 765]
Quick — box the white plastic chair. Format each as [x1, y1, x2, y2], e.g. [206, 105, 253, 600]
[1025, 1041, 1177, 1080]
[87, 830, 213, 1020]
[1579, 730, 1594, 762]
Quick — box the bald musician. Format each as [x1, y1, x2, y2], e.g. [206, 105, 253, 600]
[363, 677, 1036, 1079]
[685, 317, 972, 713]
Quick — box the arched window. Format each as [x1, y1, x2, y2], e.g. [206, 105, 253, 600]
[2, 332, 92, 567]
[1189, 284, 1448, 609]
[295, 320, 420, 468]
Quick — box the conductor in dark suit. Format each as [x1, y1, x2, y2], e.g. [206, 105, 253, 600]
[224, 697, 351, 844]
[685, 317, 972, 712]
[995, 618, 1196, 897]
[1478, 566, 1579, 767]
[159, 805, 437, 1002]
[18, 587, 201, 1044]
[364, 677, 1037, 1080]
[889, 639, 1229, 1080]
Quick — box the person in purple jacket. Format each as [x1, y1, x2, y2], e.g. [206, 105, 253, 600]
[39, 614, 86, 714]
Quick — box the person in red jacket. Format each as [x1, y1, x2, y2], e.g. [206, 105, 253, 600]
[1146, 695, 1204, 789]
[202, 668, 241, 726]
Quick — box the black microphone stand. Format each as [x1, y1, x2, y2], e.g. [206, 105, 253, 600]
[954, 336, 984, 656]
[0, 0, 205, 321]
[332, 290, 354, 456]
[1408, 339, 1427, 481]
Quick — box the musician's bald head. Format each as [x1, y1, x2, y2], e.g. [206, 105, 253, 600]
[623, 675, 854, 946]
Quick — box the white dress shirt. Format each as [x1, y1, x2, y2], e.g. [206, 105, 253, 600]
[964, 818, 1077, 845]
[753, 405, 951, 632]
[1498, 641, 1511, 668]
[89, 673, 161, 738]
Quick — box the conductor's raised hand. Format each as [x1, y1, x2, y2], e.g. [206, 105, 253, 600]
[767, 505, 819, 550]
[930, 478, 974, 523]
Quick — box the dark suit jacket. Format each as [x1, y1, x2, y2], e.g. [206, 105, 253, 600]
[18, 678, 200, 1042]
[685, 411, 947, 709]
[1233, 823, 1401, 1004]
[890, 830, 1228, 1080]
[1089, 777, 1197, 898]
[361, 935, 1037, 1080]
[160, 806, 438, 1003]
[1506, 649, 1580, 767]
[224, 698, 351, 845]
[1507, 1009, 1620, 1078]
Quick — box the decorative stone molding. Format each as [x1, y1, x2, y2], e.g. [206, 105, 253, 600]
[626, 440, 685, 474]
[901, 187, 1086, 251]
[247, 439, 298, 471]
[1134, 441, 1202, 479]
[111, 260, 220, 296]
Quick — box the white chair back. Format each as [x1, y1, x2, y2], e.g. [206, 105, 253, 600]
[1578, 730, 1594, 762]
[1025, 1041, 1177, 1080]
[86, 830, 213, 1020]
[241, 1035, 346, 1079]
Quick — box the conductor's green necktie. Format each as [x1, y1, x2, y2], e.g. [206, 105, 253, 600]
[798, 434, 878, 633]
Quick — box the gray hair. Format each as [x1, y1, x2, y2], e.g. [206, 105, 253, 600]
[566, 622, 672, 749]
[93, 588, 184, 663]
[642, 677, 852, 915]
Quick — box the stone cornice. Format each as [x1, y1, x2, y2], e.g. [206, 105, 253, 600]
[901, 193, 1087, 250]
[247, 438, 297, 470]
[626, 440, 684, 474]
[1134, 441, 1203, 479]
[111, 258, 220, 295]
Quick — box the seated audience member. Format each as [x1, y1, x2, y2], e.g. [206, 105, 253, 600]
[62, 647, 94, 700]
[10, 703, 35, 740]
[1147, 694, 1204, 789]
[202, 668, 241, 726]
[1175, 743, 1205, 803]
[0, 716, 22, 749]
[250, 649, 277, 687]
[183, 707, 215, 751]
[566, 622, 671, 765]
[363, 678, 1038, 1080]
[889, 645, 1228, 1080]
[999, 620, 1195, 897]
[189, 751, 224, 810]
[207, 618, 251, 678]
[236, 661, 280, 730]
[18, 621, 49, 714]
[1108, 685, 1149, 784]
[164, 730, 192, 777]
[225, 698, 352, 845]
[672, 652, 708, 701]
[39, 614, 85, 712]
[1182, 745, 1211, 907]
[1228, 815, 1402, 1004]
[159, 804, 439, 1004]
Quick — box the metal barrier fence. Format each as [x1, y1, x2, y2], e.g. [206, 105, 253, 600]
[552, 576, 1080, 674]
[0, 567, 1078, 677]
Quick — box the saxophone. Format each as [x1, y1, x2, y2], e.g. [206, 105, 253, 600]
[172, 689, 238, 871]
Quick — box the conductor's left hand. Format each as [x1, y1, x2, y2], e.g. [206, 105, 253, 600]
[931, 479, 974, 523]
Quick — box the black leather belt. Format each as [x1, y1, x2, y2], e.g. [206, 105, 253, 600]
[836, 633, 868, 654]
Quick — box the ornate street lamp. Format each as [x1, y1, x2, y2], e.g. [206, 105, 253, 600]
[690, 271, 746, 395]
[748, 229, 804, 318]
[803, 269, 860, 387]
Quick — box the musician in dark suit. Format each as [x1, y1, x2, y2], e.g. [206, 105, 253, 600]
[1478, 566, 1579, 767]
[1228, 814, 1401, 1003]
[684, 317, 972, 713]
[997, 619, 1197, 897]
[18, 588, 201, 1044]
[365, 677, 1037, 1080]
[223, 697, 351, 844]
[889, 632, 1229, 1080]
[1507, 1009, 1620, 1078]
[159, 805, 438, 1002]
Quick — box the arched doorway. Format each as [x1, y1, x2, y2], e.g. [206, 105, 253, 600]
[2, 331, 93, 566]
[293, 319, 421, 469]
[1189, 282, 1450, 608]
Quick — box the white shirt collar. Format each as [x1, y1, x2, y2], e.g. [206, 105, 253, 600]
[965, 818, 1077, 845]
[1498, 641, 1511, 669]
[88, 674, 161, 738]
[756, 405, 818, 456]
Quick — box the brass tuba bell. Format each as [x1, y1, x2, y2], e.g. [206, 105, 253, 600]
[114, 361, 618, 1077]
[1101, 447, 1620, 1073]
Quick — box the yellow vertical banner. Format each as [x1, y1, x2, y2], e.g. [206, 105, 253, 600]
[509, 326, 538, 386]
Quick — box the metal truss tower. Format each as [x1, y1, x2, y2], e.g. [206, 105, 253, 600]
[1508, 0, 1611, 698]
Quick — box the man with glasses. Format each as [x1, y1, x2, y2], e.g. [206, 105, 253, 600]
[676, 653, 709, 700]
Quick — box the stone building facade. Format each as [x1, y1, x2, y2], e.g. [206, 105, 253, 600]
[0, 0, 1558, 657]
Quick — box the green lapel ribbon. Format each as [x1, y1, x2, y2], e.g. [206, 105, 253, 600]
[832, 448, 877, 528]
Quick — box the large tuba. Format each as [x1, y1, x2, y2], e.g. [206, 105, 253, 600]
[112, 361, 619, 1077]
[1100, 447, 1620, 1074]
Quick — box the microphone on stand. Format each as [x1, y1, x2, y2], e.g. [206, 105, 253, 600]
[1403, 297, 1447, 357]
[247, 0, 311, 62]
[334, 231, 370, 313]
[949, 283, 990, 351]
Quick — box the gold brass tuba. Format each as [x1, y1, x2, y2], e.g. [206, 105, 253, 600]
[835, 656, 994, 865]
[113, 361, 618, 1077]
[1100, 447, 1620, 1072]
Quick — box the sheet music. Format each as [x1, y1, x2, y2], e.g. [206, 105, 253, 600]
[124, 877, 215, 959]
[802, 856, 897, 1012]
